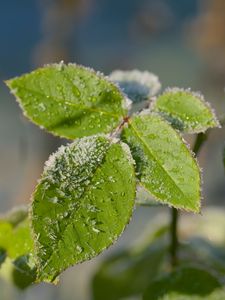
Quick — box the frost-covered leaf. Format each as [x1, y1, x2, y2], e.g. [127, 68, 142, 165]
[152, 88, 219, 133]
[143, 266, 225, 300]
[121, 114, 200, 212]
[6, 63, 127, 139]
[31, 135, 136, 282]
[110, 70, 161, 104]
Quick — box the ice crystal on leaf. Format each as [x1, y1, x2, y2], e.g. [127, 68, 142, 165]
[31, 135, 136, 282]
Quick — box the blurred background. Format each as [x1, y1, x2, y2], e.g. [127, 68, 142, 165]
[1, 0, 225, 299]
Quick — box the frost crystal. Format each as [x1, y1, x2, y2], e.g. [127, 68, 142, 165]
[123, 96, 132, 110]
[43, 135, 110, 196]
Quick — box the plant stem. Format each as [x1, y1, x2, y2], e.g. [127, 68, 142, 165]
[192, 132, 208, 155]
[169, 132, 208, 268]
[170, 207, 178, 267]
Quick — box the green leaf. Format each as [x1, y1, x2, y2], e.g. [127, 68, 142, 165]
[121, 114, 200, 212]
[0, 219, 33, 259]
[110, 70, 161, 103]
[0, 209, 36, 289]
[143, 266, 225, 300]
[31, 135, 136, 282]
[12, 255, 36, 289]
[6, 63, 127, 139]
[92, 241, 167, 300]
[0, 255, 36, 290]
[181, 238, 225, 277]
[152, 88, 219, 133]
[0, 205, 28, 227]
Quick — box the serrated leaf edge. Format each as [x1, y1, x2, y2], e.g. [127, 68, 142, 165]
[28, 137, 137, 283]
[126, 114, 201, 213]
[150, 87, 221, 133]
[5, 62, 128, 140]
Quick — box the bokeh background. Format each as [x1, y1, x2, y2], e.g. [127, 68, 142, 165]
[1, 0, 225, 299]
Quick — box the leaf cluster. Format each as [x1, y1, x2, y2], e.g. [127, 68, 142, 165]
[1, 63, 220, 289]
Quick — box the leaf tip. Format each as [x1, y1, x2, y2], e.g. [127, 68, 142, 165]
[4, 78, 12, 89]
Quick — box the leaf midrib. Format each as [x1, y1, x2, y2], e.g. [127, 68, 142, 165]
[15, 85, 123, 119]
[129, 120, 192, 204]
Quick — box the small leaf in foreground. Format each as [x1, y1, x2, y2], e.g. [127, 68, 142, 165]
[143, 266, 225, 300]
[122, 114, 201, 212]
[152, 88, 219, 133]
[31, 135, 136, 282]
[12, 255, 36, 289]
[110, 70, 161, 103]
[6, 63, 127, 139]
[0, 255, 36, 290]
[0, 209, 36, 289]
[0, 218, 33, 259]
[0, 205, 28, 227]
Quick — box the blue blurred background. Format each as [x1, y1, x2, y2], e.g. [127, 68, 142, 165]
[1, 0, 225, 299]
